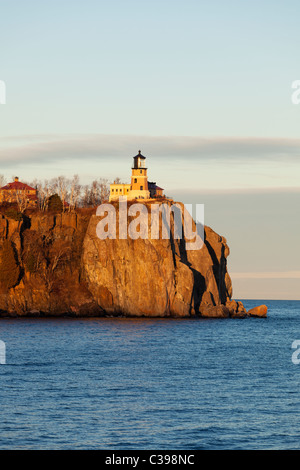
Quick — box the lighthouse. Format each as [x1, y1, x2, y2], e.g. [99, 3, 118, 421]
[109, 150, 164, 201]
[130, 150, 150, 199]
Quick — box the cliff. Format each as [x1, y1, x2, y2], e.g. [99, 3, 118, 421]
[0, 203, 264, 318]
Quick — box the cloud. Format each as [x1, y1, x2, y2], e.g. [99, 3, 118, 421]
[0, 134, 300, 168]
[174, 186, 300, 195]
[231, 271, 300, 279]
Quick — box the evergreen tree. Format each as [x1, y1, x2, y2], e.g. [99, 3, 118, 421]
[47, 194, 63, 213]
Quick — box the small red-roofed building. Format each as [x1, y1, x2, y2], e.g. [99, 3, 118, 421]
[0, 177, 38, 206]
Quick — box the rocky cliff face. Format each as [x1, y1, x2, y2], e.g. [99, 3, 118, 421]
[0, 211, 100, 316]
[82, 202, 247, 318]
[0, 203, 262, 318]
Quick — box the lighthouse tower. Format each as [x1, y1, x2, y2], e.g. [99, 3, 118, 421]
[130, 150, 150, 199]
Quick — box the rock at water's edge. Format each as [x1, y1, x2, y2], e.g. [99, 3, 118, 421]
[247, 305, 268, 318]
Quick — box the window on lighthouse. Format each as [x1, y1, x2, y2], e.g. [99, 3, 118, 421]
[138, 158, 145, 169]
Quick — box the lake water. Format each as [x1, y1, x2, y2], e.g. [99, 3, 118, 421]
[0, 299, 300, 450]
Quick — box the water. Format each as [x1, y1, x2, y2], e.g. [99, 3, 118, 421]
[0, 299, 300, 450]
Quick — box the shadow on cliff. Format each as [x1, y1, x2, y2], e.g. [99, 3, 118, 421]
[162, 205, 205, 315]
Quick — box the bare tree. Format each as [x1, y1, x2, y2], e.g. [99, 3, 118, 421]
[14, 189, 30, 213]
[51, 176, 69, 211]
[99, 178, 110, 202]
[0, 175, 6, 188]
[69, 175, 81, 211]
[34, 179, 53, 211]
[81, 184, 91, 207]
[50, 240, 72, 272]
[80, 179, 110, 207]
[51, 247, 71, 272]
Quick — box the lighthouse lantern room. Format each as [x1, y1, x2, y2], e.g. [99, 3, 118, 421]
[132, 150, 147, 170]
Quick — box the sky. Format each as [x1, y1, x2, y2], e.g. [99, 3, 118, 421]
[0, 0, 299, 299]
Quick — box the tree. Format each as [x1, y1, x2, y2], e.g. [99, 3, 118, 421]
[0, 175, 6, 188]
[68, 175, 81, 211]
[50, 240, 72, 273]
[81, 179, 110, 207]
[47, 194, 63, 213]
[50, 176, 69, 211]
[14, 189, 30, 213]
[0, 240, 20, 289]
[99, 178, 110, 203]
[35, 179, 53, 211]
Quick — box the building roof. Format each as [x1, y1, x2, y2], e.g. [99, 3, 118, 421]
[148, 182, 164, 191]
[0, 180, 36, 191]
[134, 150, 146, 159]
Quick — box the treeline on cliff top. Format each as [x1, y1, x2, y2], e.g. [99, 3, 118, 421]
[0, 174, 170, 219]
[0, 174, 116, 214]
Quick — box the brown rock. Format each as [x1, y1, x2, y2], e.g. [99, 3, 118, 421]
[247, 305, 268, 318]
[226, 299, 247, 318]
[200, 305, 230, 318]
